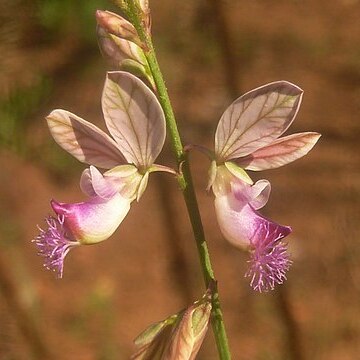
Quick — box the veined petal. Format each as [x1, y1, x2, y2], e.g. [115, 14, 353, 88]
[236, 132, 321, 171]
[215, 81, 303, 162]
[102, 71, 166, 169]
[51, 194, 131, 245]
[46, 109, 125, 169]
[80, 166, 121, 200]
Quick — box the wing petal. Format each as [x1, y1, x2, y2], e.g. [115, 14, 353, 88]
[236, 132, 321, 170]
[46, 109, 125, 169]
[215, 81, 303, 161]
[102, 71, 166, 168]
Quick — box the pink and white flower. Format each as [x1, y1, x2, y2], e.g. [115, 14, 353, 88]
[34, 192, 130, 278]
[210, 81, 320, 291]
[34, 71, 171, 277]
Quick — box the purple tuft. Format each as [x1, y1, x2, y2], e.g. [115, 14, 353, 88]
[33, 215, 79, 278]
[245, 221, 292, 292]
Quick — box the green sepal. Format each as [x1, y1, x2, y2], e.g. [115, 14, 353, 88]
[225, 161, 253, 184]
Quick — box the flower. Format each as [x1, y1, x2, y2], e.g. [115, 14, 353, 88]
[214, 172, 292, 292]
[209, 81, 320, 291]
[34, 192, 130, 278]
[34, 71, 172, 277]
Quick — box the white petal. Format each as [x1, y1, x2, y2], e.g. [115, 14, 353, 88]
[215, 81, 303, 161]
[102, 71, 166, 168]
[46, 109, 125, 169]
[80, 168, 96, 197]
[230, 178, 271, 210]
[246, 180, 271, 210]
[237, 132, 321, 171]
[80, 166, 119, 200]
[215, 192, 250, 248]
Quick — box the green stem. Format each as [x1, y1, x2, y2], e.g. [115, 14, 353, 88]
[123, 2, 232, 359]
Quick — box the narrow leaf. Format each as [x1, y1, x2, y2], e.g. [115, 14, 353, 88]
[46, 109, 125, 169]
[102, 71, 166, 169]
[236, 132, 321, 170]
[215, 81, 303, 162]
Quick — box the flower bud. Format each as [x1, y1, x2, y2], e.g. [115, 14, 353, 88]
[97, 26, 145, 66]
[96, 26, 155, 88]
[165, 296, 212, 359]
[96, 10, 142, 47]
[131, 293, 212, 359]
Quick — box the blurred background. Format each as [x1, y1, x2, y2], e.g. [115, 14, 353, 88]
[0, 0, 359, 359]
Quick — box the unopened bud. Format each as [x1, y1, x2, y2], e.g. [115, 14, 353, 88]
[165, 294, 212, 359]
[97, 26, 141, 64]
[131, 314, 178, 359]
[97, 25, 155, 89]
[96, 10, 142, 48]
[131, 292, 212, 359]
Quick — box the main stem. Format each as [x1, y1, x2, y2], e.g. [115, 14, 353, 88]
[124, 2, 231, 359]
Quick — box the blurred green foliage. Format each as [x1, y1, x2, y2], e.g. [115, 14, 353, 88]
[36, 0, 114, 43]
[0, 76, 51, 154]
[0, 0, 118, 180]
[67, 281, 120, 360]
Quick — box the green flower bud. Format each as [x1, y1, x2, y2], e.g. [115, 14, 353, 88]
[131, 292, 212, 359]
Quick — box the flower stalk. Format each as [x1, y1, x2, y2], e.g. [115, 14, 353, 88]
[122, 0, 231, 360]
[122, 1, 232, 359]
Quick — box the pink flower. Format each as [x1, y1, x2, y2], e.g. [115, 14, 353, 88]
[210, 81, 320, 291]
[34, 193, 130, 278]
[34, 72, 173, 277]
[214, 178, 291, 292]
